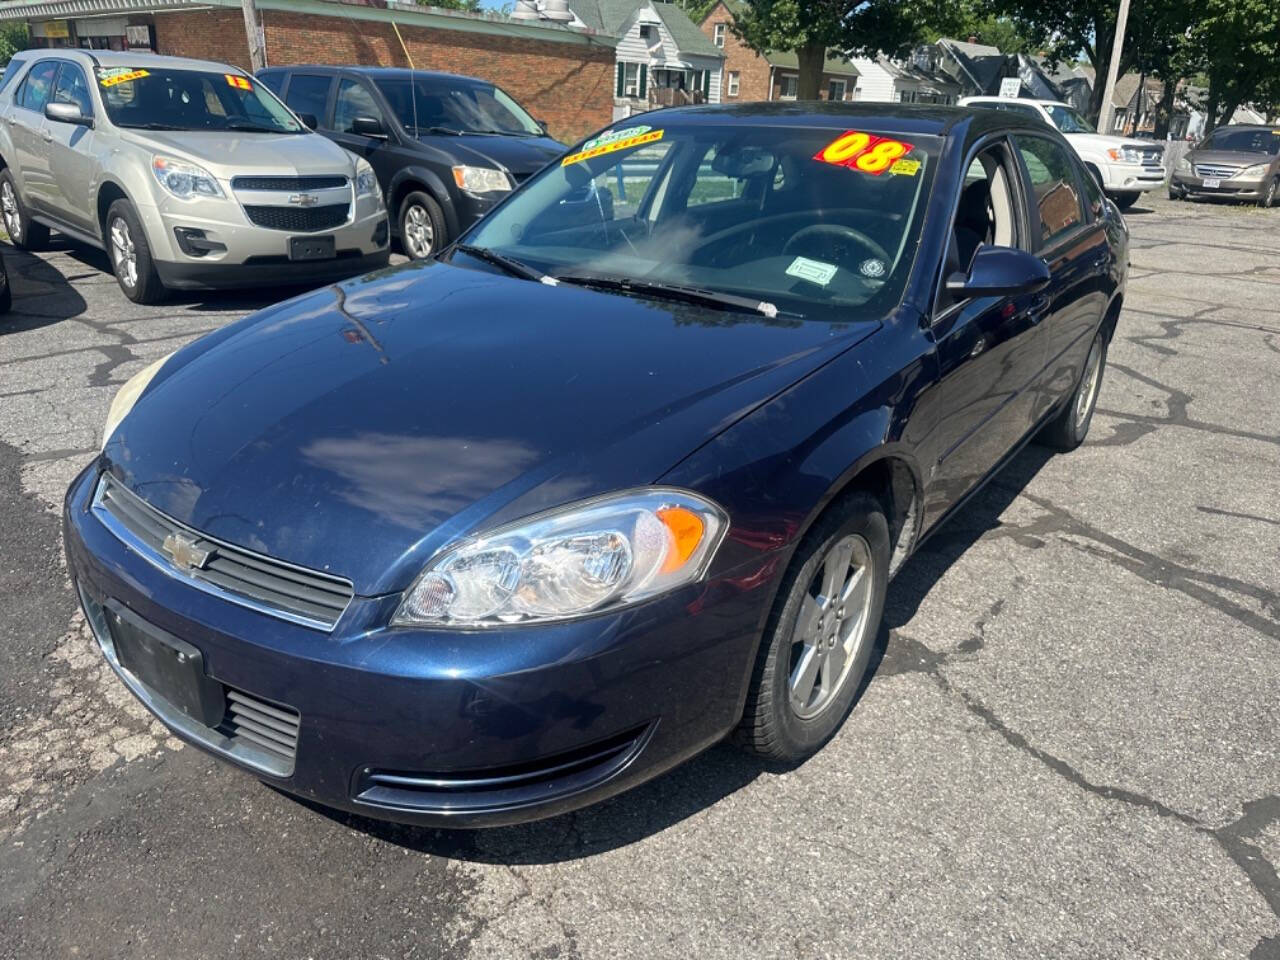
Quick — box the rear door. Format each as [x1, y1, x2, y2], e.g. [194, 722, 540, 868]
[8, 59, 60, 212]
[44, 60, 98, 232]
[1011, 133, 1111, 422]
[330, 76, 389, 161]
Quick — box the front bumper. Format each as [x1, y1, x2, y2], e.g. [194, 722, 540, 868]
[1170, 172, 1266, 200]
[64, 463, 770, 827]
[1101, 161, 1166, 193]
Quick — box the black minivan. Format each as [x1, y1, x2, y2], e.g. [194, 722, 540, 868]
[258, 66, 564, 258]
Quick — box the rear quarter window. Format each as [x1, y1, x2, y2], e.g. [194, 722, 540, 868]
[0, 58, 28, 95]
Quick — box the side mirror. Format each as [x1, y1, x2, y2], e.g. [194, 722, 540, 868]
[535, 118, 549, 135]
[45, 101, 92, 128]
[350, 115, 385, 138]
[297, 112, 318, 130]
[946, 245, 1050, 298]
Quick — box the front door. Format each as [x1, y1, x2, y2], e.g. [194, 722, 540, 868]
[45, 60, 98, 233]
[920, 140, 1049, 528]
[329, 77, 389, 163]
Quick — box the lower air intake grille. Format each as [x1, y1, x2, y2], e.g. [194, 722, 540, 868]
[220, 689, 300, 766]
[243, 203, 349, 232]
[93, 474, 353, 630]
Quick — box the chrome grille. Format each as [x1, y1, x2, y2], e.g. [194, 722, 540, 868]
[1195, 163, 1240, 179]
[244, 203, 349, 232]
[1138, 147, 1163, 168]
[93, 474, 353, 630]
[220, 690, 300, 767]
[232, 175, 348, 191]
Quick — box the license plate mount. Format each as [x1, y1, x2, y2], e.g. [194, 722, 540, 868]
[289, 236, 335, 261]
[108, 603, 226, 727]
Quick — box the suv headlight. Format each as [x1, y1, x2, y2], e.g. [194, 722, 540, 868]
[101, 352, 172, 448]
[392, 489, 728, 627]
[152, 156, 223, 200]
[1176, 155, 1193, 173]
[452, 165, 511, 195]
[1236, 163, 1269, 179]
[1108, 147, 1142, 163]
[356, 162, 380, 198]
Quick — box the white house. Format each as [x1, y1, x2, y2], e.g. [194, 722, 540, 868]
[567, 0, 725, 119]
[851, 50, 961, 104]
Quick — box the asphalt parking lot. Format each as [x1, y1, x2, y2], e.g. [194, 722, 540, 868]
[1, 195, 1277, 960]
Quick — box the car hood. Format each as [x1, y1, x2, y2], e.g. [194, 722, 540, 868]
[106, 260, 876, 595]
[420, 133, 564, 179]
[1185, 149, 1274, 167]
[125, 130, 357, 180]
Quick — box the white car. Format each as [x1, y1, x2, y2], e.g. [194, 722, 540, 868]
[960, 96, 1165, 209]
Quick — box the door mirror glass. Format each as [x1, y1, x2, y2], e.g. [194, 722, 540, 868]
[350, 115, 384, 138]
[45, 101, 91, 127]
[946, 244, 1050, 298]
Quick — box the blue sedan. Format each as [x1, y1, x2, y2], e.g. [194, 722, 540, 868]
[65, 103, 1127, 827]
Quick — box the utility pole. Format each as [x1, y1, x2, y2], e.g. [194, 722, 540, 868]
[1097, 0, 1130, 135]
[240, 0, 266, 72]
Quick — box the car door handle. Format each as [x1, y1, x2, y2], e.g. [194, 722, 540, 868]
[969, 336, 986, 358]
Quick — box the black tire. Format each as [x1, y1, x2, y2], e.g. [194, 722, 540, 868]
[738, 491, 890, 763]
[1040, 327, 1108, 451]
[1260, 178, 1278, 209]
[1168, 187, 1182, 201]
[397, 190, 447, 260]
[104, 198, 166, 304]
[0, 169, 49, 251]
[1112, 192, 1140, 211]
[0, 252, 11, 315]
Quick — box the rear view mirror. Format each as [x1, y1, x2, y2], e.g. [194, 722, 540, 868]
[45, 101, 92, 128]
[351, 115, 385, 138]
[711, 146, 776, 179]
[946, 245, 1050, 298]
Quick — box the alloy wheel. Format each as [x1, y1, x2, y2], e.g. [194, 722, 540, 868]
[1266, 179, 1278, 209]
[110, 216, 137, 289]
[2, 181, 22, 241]
[403, 204, 434, 259]
[1075, 335, 1104, 433]
[788, 534, 876, 720]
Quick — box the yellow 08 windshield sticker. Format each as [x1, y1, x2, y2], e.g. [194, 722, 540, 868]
[815, 130, 915, 176]
[98, 69, 149, 88]
[562, 128, 664, 166]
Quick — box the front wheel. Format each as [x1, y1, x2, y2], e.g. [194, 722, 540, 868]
[1111, 192, 1141, 211]
[0, 170, 49, 251]
[398, 191, 446, 260]
[105, 199, 166, 304]
[738, 491, 889, 763]
[1260, 178, 1279, 209]
[1040, 328, 1108, 451]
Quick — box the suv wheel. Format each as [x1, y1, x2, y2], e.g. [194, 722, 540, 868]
[106, 199, 166, 304]
[399, 191, 446, 260]
[0, 170, 49, 251]
[1112, 192, 1140, 211]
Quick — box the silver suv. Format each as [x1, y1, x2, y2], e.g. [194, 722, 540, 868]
[0, 50, 389, 303]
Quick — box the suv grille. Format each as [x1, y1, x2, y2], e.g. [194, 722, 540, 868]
[1195, 163, 1240, 179]
[93, 474, 354, 630]
[232, 175, 348, 191]
[243, 203, 350, 232]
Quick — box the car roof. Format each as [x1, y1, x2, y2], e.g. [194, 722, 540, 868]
[22, 49, 243, 74]
[259, 64, 486, 85]
[1208, 123, 1280, 132]
[962, 96, 1069, 108]
[623, 101, 1003, 139]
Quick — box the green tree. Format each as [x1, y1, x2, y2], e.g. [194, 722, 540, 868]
[0, 23, 28, 65]
[731, 0, 955, 100]
[1179, 0, 1280, 131]
[922, 2, 1034, 53]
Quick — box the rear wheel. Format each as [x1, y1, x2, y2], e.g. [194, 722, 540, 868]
[1260, 178, 1278, 209]
[398, 191, 446, 260]
[106, 199, 166, 305]
[1040, 327, 1108, 451]
[738, 491, 889, 763]
[0, 170, 49, 251]
[1112, 192, 1141, 211]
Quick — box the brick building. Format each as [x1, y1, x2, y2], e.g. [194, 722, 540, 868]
[698, 0, 857, 103]
[2, 0, 618, 142]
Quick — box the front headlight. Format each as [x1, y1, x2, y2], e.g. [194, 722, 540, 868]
[392, 489, 728, 627]
[1108, 147, 1142, 163]
[356, 163, 380, 198]
[1176, 155, 1193, 173]
[1236, 163, 1269, 179]
[152, 156, 223, 200]
[101, 353, 172, 449]
[452, 165, 512, 195]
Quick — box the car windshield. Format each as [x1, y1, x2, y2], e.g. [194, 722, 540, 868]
[1200, 127, 1280, 155]
[373, 75, 542, 136]
[1046, 105, 1096, 134]
[96, 67, 303, 133]
[462, 123, 937, 321]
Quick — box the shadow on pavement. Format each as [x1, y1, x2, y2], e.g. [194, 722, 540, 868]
[0, 241, 88, 333]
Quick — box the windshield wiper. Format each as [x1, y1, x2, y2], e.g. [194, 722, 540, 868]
[223, 120, 297, 134]
[414, 125, 463, 136]
[453, 243, 557, 285]
[117, 122, 186, 131]
[554, 273, 785, 319]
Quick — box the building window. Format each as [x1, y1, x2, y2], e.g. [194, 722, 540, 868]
[779, 74, 798, 100]
[727, 70, 739, 97]
[639, 23, 657, 44]
[616, 62, 647, 100]
[827, 79, 846, 101]
[713, 23, 726, 47]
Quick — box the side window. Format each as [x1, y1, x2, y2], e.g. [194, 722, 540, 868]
[334, 79, 383, 134]
[1078, 158, 1105, 220]
[17, 60, 60, 113]
[0, 58, 27, 95]
[1015, 136, 1084, 247]
[946, 143, 1020, 289]
[285, 74, 331, 124]
[51, 62, 93, 117]
[259, 72, 285, 95]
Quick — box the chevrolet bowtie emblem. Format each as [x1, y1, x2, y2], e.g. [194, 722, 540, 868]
[161, 532, 212, 572]
[289, 193, 320, 207]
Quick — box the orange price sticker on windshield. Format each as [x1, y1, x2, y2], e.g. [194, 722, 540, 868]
[815, 131, 914, 176]
[225, 74, 253, 91]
